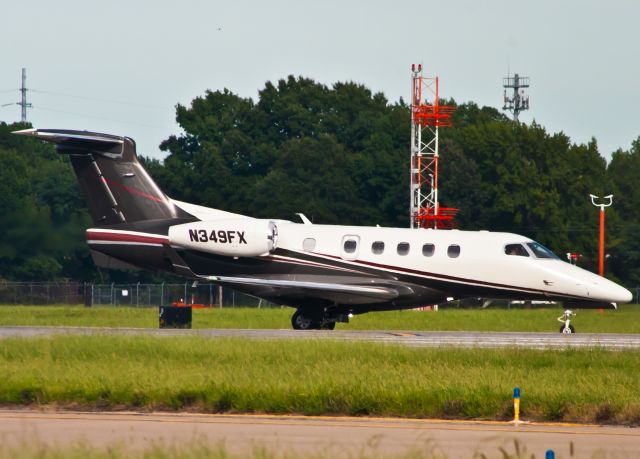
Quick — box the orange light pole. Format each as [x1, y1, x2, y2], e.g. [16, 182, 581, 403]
[589, 194, 613, 276]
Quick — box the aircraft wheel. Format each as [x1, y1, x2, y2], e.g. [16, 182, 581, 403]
[320, 321, 336, 330]
[291, 310, 319, 330]
[560, 324, 576, 334]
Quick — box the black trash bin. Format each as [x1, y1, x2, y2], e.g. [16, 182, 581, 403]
[159, 306, 192, 329]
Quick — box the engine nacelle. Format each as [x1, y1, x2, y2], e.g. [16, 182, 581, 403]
[169, 219, 278, 257]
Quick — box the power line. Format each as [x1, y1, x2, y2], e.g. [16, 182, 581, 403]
[488, 225, 634, 234]
[33, 106, 168, 130]
[30, 89, 170, 110]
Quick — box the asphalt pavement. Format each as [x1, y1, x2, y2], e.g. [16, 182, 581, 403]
[0, 410, 638, 458]
[1, 326, 640, 349]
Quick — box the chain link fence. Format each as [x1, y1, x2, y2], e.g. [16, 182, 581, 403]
[1, 281, 638, 308]
[0, 282, 276, 308]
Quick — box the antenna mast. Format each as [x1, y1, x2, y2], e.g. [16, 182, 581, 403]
[502, 73, 530, 122]
[409, 64, 457, 229]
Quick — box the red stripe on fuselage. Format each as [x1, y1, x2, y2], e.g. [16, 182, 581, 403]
[309, 251, 554, 296]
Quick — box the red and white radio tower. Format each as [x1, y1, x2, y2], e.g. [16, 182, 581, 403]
[409, 64, 457, 229]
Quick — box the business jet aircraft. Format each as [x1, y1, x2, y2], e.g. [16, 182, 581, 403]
[15, 128, 632, 330]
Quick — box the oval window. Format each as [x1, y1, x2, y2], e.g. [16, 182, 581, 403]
[344, 239, 358, 253]
[372, 241, 385, 254]
[447, 244, 460, 258]
[422, 243, 435, 257]
[303, 238, 316, 252]
[397, 242, 410, 256]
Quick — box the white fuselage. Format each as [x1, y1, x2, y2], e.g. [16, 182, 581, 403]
[271, 221, 631, 304]
[168, 199, 632, 306]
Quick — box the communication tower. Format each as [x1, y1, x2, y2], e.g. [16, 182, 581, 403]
[502, 73, 530, 122]
[409, 64, 457, 229]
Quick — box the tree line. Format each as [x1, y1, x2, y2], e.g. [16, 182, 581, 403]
[1, 76, 639, 286]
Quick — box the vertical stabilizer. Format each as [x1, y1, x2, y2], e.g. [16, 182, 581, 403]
[13, 128, 190, 225]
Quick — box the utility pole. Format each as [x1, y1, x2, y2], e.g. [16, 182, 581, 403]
[2, 68, 33, 121]
[589, 194, 613, 276]
[502, 73, 530, 122]
[20, 68, 30, 122]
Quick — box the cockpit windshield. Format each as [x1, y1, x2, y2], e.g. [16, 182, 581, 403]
[526, 242, 560, 260]
[505, 244, 529, 257]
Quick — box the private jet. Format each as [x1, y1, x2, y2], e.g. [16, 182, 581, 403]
[15, 128, 633, 330]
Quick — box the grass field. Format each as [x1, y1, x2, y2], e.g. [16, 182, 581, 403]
[1, 304, 639, 333]
[1, 335, 639, 424]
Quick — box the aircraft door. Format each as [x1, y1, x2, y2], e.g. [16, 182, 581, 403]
[341, 235, 360, 261]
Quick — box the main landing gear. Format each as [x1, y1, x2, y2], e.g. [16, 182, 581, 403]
[291, 309, 349, 330]
[557, 309, 576, 333]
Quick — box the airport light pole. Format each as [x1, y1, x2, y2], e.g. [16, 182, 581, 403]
[589, 194, 613, 276]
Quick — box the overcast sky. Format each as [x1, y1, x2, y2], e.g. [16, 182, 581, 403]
[1, 0, 637, 160]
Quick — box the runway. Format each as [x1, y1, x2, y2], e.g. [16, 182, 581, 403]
[1, 326, 640, 349]
[0, 410, 637, 457]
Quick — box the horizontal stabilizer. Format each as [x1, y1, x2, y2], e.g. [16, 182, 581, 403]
[13, 128, 124, 152]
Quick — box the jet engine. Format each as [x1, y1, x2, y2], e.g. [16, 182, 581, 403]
[169, 219, 278, 257]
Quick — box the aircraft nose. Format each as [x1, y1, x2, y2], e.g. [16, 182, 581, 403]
[565, 264, 633, 304]
[593, 277, 633, 304]
[614, 284, 633, 303]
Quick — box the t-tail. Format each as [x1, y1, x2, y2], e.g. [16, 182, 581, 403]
[13, 128, 193, 225]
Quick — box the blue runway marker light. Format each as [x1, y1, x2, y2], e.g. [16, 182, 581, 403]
[514, 387, 521, 399]
[546, 449, 555, 459]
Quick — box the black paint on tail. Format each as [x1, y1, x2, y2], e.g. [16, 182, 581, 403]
[13, 128, 193, 226]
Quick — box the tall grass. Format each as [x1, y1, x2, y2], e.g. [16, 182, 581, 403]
[0, 305, 639, 333]
[1, 335, 639, 424]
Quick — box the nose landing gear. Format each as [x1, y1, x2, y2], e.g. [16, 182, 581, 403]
[557, 309, 576, 333]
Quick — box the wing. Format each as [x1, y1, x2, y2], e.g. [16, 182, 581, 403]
[163, 243, 399, 304]
[211, 276, 399, 304]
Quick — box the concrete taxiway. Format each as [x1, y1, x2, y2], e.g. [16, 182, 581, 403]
[0, 410, 638, 457]
[1, 326, 640, 349]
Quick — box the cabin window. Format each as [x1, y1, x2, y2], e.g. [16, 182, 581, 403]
[505, 243, 529, 257]
[422, 243, 435, 257]
[526, 242, 560, 260]
[344, 239, 358, 254]
[372, 241, 385, 254]
[397, 242, 410, 256]
[447, 244, 460, 258]
[303, 238, 316, 252]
